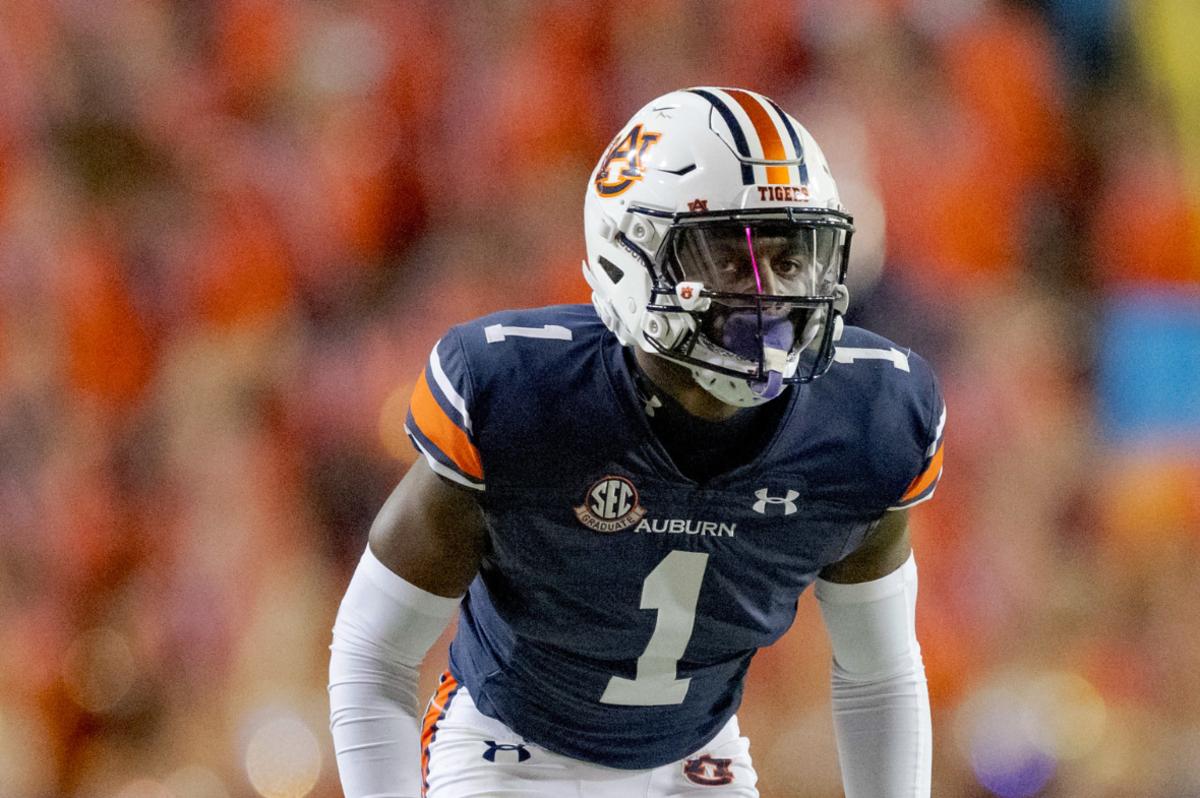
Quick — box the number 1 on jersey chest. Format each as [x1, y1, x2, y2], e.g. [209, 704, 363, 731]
[600, 550, 709, 706]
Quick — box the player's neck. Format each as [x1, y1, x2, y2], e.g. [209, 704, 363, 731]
[632, 349, 742, 422]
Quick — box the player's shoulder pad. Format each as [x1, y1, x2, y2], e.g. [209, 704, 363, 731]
[827, 326, 946, 510]
[406, 305, 610, 491]
[448, 304, 606, 381]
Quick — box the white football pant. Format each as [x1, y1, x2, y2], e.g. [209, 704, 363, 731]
[422, 672, 760, 798]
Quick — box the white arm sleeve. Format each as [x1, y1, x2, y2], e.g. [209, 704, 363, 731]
[815, 553, 932, 798]
[328, 546, 460, 798]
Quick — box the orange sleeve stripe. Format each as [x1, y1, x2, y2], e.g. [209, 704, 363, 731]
[409, 370, 483, 480]
[726, 89, 790, 185]
[900, 440, 944, 503]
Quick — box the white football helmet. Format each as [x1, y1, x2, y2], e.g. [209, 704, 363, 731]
[583, 87, 854, 407]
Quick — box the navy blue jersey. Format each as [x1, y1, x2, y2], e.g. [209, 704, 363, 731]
[406, 305, 944, 769]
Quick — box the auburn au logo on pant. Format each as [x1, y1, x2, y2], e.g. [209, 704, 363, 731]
[683, 755, 735, 786]
[574, 475, 647, 533]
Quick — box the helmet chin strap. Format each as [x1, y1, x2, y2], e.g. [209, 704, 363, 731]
[688, 368, 772, 408]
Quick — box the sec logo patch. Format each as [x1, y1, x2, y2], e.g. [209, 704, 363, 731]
[574, 475, 647, 533]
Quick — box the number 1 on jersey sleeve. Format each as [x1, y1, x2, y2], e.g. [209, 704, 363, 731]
[600, 551, 709, 706]
[483, 323, 573, 343]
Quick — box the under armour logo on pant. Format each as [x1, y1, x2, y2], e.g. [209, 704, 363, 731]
[482, 741, 531, 763]
[752, 488, 799, 515]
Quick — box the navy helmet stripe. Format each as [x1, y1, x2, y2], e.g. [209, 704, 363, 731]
[688, 89, 755, 185]
[765, 97, 809, 184]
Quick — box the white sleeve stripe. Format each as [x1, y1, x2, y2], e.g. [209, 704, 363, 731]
[889, 490, 936, 510]
[926, 404, 947, 458]
[406, 427, 485, 491]
[429, 340, 472, 433]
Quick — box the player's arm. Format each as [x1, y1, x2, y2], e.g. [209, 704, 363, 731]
[328, 458, 486, 798]
[815, 509, 932, 798]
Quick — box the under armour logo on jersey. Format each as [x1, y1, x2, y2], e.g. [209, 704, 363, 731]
[643, 394, 663, 417]
[482, 741, 531, 763]
[753, 488, 799, 515]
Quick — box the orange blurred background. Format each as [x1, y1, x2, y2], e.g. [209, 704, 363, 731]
[2, 1, 1199, 797]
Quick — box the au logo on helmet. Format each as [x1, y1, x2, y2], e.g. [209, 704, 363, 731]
[595, 124, 662, 197]
[574, 475, 647, 532]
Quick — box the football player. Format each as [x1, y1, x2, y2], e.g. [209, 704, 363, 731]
[329, 87, 944, 797]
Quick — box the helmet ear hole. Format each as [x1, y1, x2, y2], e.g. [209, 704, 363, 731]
[596, 256, 625, 285]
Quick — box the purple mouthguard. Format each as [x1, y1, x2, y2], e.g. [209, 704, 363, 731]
[719, 311, 794, 399]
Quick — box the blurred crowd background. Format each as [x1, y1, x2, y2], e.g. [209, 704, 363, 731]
[1, 0, 1199, 796]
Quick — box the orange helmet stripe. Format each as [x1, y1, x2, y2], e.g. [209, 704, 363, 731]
[410, 370, 484, 480]
[725, 89, 790, 185]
